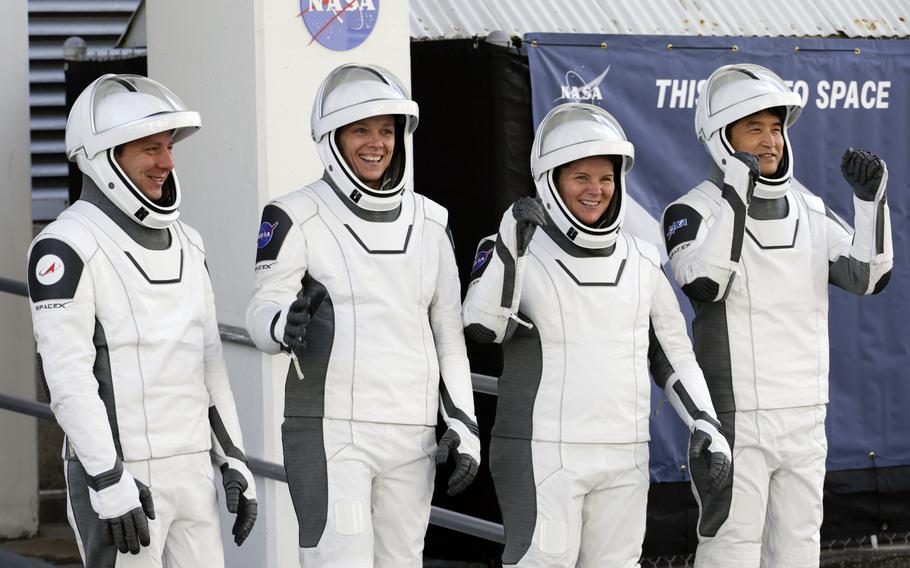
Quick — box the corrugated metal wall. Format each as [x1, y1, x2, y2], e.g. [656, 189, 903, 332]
[28, 0, 139, 220]
[410, 0, 910, 41]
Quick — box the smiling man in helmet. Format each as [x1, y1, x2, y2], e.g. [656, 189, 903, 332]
[462, 102, 730, 567]
[26, 75, 257, 566]
[245, 63, 479, 566]
[661, 64, 893, 567]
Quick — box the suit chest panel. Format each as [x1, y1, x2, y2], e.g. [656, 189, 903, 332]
[737, 194, 818, 306]
[59, 209, 207, 359]
[522, 235, 647, 349]
[304, 192, 436, 312]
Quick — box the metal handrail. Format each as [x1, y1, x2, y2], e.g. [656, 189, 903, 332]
[2, 277, 500, 395]
[0, 277, 27, 297]
[0, 278, 505, 543]
[0, 393, 53, 421]
[0, 393, 505, 544]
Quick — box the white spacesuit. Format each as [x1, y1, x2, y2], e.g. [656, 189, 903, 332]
[27, 74, 256, 567]
[661, 64, 892, 568]
[244, 63, 479, 567]
[462, 103, 730, 568]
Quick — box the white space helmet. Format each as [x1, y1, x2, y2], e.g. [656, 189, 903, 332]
[311, 63, 419, 212]
[531, 103, 634, 249]
[695, 64, 803, 198]
[65, 74, 200, 228]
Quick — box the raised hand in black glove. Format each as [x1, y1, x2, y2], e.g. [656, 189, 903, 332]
[841, 148, 886, 201]
[99, 479, 155, 555]
[725, 151, 761, 207]
[688, 418, 732, 497]
[733, 150, 761, 183]
[283, 273, 327, 352]
[221, 463, 257, 546]
[512, 197, 547, 256]
[435, 426, 480, 496]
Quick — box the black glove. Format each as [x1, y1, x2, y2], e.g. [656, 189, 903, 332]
[729, 150, 761, 206]
[435, 428, 480, 496]
[841, 147, 885, 201]
[99, 480, 155, 555]
[283, 297, 312, 352]
[512, 197, 547, 256]
[232, 496, 257, 546]
[733, 150, 761, 182]
[282, 273, 326, 352]
[688, 420, 732, 497]
[221, 463, 257, 546]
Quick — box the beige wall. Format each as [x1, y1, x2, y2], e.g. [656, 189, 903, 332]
[0, 0, 38, 539]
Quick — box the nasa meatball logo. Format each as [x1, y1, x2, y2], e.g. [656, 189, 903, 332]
[36, 254, 65, 286]
[471, 249, 491, 273]
[299, 0, 379, 51]
[257, 222, 279, 249]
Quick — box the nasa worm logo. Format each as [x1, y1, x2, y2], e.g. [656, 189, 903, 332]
[556, 65, 611, 102]
[299, 0, 379, 51]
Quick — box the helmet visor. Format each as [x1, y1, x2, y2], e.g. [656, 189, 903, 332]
[313, 64, 418, 140]
[85, 74, 200, 157]
[701, 64, 801, 136]
[533, 103, 634, 178]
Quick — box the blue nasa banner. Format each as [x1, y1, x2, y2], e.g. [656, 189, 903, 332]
[527, 33, 910, 482]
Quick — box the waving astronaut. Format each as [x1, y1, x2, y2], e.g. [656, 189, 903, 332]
[462, 102, 730, 567]
[661, 64, 892, 568]
[244, 63, 479, 567]
[27, 75, 257, 567]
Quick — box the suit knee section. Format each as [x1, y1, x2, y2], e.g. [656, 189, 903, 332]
[696, 541, 761, 568]
[771, 543, 820, 568]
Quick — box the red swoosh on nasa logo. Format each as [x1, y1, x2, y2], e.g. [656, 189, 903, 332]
[308, 0, 358, 45]
[39, 263, 57, 277]
[297, 0, 328, 17]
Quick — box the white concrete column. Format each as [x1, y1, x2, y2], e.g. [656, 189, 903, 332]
[0, 0, 39, 539]
[146, 2, 411, 566]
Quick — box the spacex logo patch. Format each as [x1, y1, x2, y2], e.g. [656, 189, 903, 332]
[34, 300, 74, 311]
[36, 254, 65, 285]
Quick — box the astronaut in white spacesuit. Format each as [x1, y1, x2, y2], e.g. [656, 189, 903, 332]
[27, 74, 257, 567]
[244, 63, 480, 567]
[462, 102, 731, 568]
[661, 63, 892, 568]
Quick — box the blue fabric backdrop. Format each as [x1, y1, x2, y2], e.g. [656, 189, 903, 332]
[526, 33, 910, 481]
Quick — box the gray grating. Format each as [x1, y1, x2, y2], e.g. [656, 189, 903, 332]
[27, 0, 139, 221]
